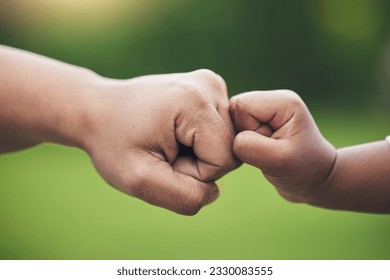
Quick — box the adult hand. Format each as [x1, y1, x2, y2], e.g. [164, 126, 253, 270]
[85, 70, 240, 215]
[0, 46, 238, 215]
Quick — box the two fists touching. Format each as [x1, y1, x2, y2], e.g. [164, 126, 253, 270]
[1, 45, 388, 215]
[110, 69, 390, 215]
[87, 69, 337, 215]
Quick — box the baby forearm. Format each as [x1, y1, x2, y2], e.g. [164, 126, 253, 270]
[309, 140, 390, 213]
[0, 45, 101, 151]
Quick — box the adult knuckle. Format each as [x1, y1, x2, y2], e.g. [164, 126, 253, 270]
[191, 93, 210, 109]
[169, 82, 209, 112]
[279, 89, 304, 107]
[195, 68, 218, 79]
[170, 81, 199, 97]
[195, 69, 227, 94]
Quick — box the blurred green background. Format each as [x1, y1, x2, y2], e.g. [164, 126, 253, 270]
[1, 0, 390, 259]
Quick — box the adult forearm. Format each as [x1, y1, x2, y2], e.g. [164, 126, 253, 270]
[0, 45, 101, 151]
[309, 141, 390, 212]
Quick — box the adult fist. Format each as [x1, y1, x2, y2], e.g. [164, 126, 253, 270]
[84, 70, 240, 215]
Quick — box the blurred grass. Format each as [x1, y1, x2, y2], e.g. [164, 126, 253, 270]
[0, 110, 389, 260]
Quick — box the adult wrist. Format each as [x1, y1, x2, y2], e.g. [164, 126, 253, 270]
[41, 69, 106, 150]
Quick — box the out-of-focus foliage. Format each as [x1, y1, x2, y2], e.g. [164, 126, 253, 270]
[1, 0, 390, 108]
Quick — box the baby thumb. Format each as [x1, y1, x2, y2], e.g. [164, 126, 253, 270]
[233, 130, 286, 174]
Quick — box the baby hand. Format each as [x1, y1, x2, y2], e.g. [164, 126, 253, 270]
[230, 90, 336, 203]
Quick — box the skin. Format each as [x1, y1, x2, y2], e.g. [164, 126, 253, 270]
[230, 90, 390, 213]
[0, 45, 240, 215]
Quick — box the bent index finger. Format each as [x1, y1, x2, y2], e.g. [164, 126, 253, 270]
[231, 90, 304, 131]
[192, 107, 237, 181]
